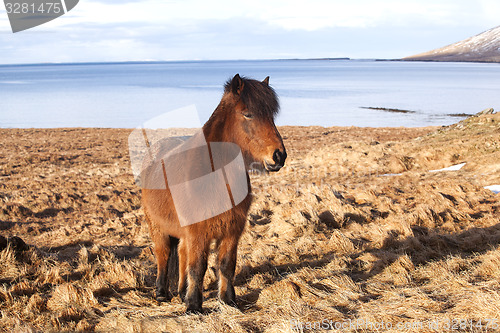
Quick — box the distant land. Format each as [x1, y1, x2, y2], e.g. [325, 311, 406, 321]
[403, 26, 500, 63]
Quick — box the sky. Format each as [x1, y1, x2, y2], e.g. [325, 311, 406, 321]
[0, 0, 499, 64]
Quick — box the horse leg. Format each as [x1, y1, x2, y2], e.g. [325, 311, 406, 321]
[177, 238, 188, 301]
[185, 238, 210, 313]
[152, 234, 172, 302]
[217, 236, 239, 307]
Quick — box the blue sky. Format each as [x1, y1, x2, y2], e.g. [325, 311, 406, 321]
[0, 0, 498, 64]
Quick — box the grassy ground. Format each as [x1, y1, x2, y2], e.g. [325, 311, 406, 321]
[0, 112, 499, 332]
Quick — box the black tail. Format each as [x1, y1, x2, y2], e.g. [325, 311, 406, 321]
[167, 236, 179, 295]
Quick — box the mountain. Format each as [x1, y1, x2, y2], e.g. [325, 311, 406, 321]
[403, 26, 500, 63]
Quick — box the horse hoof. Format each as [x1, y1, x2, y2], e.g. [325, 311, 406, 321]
[185, 307, 203, 315]
[221, 299, 238, 309]
[226, 300, 238, 308]
[221, 289, 237, 308]
[156, 295, 169, 302]
[156, 290, 172, 302]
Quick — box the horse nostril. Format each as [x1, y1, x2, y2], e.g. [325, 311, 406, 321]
[273, 149, 287, 166]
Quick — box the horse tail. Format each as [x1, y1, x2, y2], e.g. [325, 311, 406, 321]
[167, 236, 179, 295]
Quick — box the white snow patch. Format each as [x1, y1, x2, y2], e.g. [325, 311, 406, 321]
[429, 163, 466, 173]
[484, 185, 500, 194]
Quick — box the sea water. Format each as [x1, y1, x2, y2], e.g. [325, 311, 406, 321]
[0, 59, 499, 128]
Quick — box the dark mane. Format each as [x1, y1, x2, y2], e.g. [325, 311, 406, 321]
[224, 76, 279, 119]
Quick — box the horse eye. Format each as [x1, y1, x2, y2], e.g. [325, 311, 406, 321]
[243, 113, 253, 120]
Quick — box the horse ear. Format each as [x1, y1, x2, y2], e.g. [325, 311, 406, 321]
[231, 74, 244, 95]
[262, 76, 270, 86]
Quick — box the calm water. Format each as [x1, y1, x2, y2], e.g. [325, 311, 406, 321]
[0, 60, 499, 128]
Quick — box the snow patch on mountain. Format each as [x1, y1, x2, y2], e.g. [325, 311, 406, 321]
[404, 26, 500, 63]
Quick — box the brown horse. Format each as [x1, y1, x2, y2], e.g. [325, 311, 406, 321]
[141, 74, 286, 313]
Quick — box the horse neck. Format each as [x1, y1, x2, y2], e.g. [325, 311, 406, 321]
[202, 96, 235, 143]
[203, 96, 254, 185]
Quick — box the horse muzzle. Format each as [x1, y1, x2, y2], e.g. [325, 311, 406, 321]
[265, 149, 287, 172]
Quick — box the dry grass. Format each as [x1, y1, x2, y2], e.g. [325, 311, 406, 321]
[0, 112, 499, 332]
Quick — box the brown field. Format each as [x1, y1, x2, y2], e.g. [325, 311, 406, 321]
[0, 112, 499, 332]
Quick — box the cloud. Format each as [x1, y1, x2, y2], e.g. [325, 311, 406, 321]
[38, 0, 490, 30]
[0, 15, 486, 64]
[251, 0, 453, 30]
[0, 0, 497, 64]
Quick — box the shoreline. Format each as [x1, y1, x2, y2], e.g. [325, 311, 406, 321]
[1, 57, 499, 68]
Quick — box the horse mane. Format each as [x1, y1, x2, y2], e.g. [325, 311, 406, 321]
[223, 76, 280, 120]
